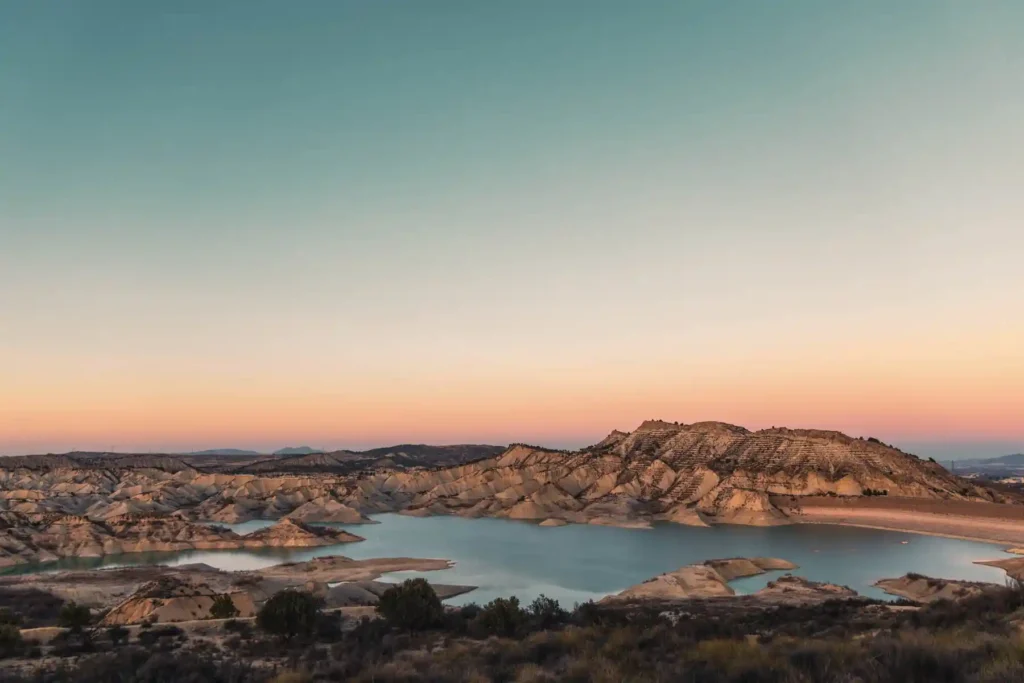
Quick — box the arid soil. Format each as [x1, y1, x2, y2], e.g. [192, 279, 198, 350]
[778, 496, 1024, 544]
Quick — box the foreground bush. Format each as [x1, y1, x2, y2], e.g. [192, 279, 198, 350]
[58, 601, 93, 632]
[5, 581, 1024, 681]
[0, 624, 24, 659]
[472, 596, 527, 637]
[257, 590, 322, 640]
[210, 594, 240, 620]
[376, 578, 443, 631]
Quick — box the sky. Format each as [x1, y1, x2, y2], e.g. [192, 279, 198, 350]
[1, 1, 1022, 458]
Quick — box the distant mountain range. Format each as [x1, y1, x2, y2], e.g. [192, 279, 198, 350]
[272, 446, 322, 456]
[945, 454, 1024, 478]
[973, 454, 1024, 466]
[185, 446, 322, 457]
[188, 448, 263, 456]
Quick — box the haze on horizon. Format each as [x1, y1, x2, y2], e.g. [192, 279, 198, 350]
[2, 2, 1022, 460]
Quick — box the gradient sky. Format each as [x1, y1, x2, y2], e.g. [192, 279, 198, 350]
[2, 1, 1022, 458]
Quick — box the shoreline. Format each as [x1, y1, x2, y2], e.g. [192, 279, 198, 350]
[777, 503, 1024, 547]
[790, 519, 1016, 548]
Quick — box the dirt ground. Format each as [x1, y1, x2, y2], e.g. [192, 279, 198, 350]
[775, 496, 1024, 545]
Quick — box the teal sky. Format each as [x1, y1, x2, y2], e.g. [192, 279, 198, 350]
[2, 2, 1023, 457]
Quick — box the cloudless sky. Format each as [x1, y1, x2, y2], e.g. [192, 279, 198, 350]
[2, 1, 1022, 457]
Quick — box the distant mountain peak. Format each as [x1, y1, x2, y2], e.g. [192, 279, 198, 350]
[188, 448, 262, 456]
[273, 446, 323, 456]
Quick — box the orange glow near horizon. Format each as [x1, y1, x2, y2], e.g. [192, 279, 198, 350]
[4, 347, 1022, 454]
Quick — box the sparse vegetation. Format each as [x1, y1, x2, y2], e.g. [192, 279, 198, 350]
[0, 580, 1023, 680]
[376, 578, 444, 631]
[256, 590, 322, 640]
[58, 601, 92, 632]
[209, 593, 240, 620]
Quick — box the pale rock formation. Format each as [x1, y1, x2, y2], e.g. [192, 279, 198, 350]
[240, 519, 363, 547]
[754, 575, 858, 601]
[606, 557, 799, 601]
[101, 577, 256, 625]
[286, 498, 370, 523]
[0, 513, 361, 567]
[874, 574, 992, 602]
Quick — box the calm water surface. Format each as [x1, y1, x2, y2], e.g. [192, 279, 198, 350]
[7, 515, 1015, 605]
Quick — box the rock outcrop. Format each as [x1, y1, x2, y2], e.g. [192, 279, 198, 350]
[605, 557, 799, 601]
[100, 576, 257, 625]
[874, 574, 993, 603]
[755, 575, 858, 602]
[241, 518, 363, 547]
[0, 514, 361, 567]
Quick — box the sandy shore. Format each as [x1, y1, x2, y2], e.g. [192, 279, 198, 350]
[777, 498, 1024, 546]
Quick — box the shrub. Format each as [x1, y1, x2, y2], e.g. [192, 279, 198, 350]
[257, 590, 323, 640]
[376, 578, 444, 631]
[209, 594, 240, 620]
[528, 595, 568, 629]
[0, 624, 24, 659]
[106, 625, 130, 646]
[0, 608, 21, 627]
[473, 596, 527, 638]
[223, 618, 253, 638]
[58, 601, 92, 632]
[137, 625, 184, 648]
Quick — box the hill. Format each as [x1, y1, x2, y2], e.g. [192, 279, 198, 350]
[0, 423, 1019, 542]
[272, 446, 321, 456]
[236, 444, 506, 474]
[340, 420, 1021, 533]
[187, 448, 264, 457]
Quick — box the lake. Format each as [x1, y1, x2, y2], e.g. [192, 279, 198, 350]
[7, 515, 1016, 605]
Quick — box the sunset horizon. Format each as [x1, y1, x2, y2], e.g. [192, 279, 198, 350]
[3, 1, 1022, 460]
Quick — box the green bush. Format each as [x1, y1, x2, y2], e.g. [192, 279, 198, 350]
[257, 590, 323, 640]
[473, 596, 527, 637]
[376, 578, 443, 631]
[58, 602, 92, 632]
[106, 625, 130, 646]
[0, 624, 24, 659]
[209, 594, 240, 620]
[528, 595, 568, 629]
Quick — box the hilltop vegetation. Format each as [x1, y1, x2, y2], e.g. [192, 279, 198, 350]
[1, 578, 1023, 682]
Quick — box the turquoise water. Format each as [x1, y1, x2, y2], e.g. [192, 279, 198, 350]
[6, 515, 1015, 606]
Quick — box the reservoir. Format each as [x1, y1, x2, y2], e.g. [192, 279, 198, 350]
[7, 514, 1015, 605]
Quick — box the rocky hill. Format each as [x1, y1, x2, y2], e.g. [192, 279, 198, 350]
[344, 420, 1016, 527]
[0, 513, 362, 567]
[0, 421, 1018, 554]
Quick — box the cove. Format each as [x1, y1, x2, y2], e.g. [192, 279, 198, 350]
[5, 515, 1016, 605]
[8, 516, 1015, 606]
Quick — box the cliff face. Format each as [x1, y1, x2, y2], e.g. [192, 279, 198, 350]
[343, 421, 1011, 527]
